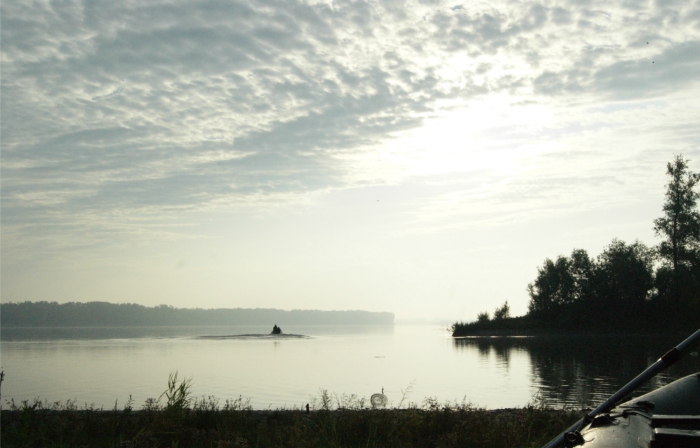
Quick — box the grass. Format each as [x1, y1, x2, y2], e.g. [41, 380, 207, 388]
[1, 374, 582, 448]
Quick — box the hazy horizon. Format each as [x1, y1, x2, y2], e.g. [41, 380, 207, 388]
[3, 0, 700, 321]
[0, 300, 452, 325]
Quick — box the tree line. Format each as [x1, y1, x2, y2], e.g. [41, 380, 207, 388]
[454, 155, 700, 335]
[0, 301, 395, 327]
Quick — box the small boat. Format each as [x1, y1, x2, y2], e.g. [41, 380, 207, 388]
[543, 329, 700, 448]
[566, 373, 700, 448]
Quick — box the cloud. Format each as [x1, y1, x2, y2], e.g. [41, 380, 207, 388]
[535, 40, 700, 99]
[2, 0, 700, 254]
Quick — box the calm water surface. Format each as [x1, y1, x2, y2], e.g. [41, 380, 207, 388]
[2, 325, 698, 410]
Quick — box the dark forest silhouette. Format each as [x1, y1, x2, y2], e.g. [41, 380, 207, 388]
[454, 155, 700, 336]
[0, 302, 394, 327]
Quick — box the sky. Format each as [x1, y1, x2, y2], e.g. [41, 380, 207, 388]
[2, 0, 700, 322]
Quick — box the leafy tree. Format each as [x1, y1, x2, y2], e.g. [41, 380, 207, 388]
[527, 249, 594, 318]
[476, 311, 490, 323]
[654, 262, 700, 317]
[568, 249, 595, 303]
[653, 155, 700, 303]
[527, 256, 572, 316]
[493, 301, 510, 320]
[590, 239, 654, 323]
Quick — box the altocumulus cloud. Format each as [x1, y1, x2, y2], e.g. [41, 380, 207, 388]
[2, 0, 700, 253]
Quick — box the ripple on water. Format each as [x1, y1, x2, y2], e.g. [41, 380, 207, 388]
[195, 334, 311, 340]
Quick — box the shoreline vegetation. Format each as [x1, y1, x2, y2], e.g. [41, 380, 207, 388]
[454, 155, 700, 338]
[451, 313, 700, 337]
[1, 404, 581, 448]
[1, 375, 582, 448]
[0, 302, 394, 327]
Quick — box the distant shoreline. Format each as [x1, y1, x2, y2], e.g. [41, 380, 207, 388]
[0, 301, 394, 327]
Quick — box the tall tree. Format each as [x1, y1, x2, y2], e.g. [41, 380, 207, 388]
[653, 155, 700, 303]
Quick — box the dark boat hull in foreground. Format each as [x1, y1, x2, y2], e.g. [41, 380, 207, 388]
[573, 373, 700, 448]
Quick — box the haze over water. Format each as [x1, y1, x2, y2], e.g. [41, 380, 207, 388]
[3, 326, 698, 410]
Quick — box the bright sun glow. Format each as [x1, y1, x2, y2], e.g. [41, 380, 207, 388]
[377, 94, 554, 179]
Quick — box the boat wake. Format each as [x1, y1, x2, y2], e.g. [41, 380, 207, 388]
[196, 334, 311, 340]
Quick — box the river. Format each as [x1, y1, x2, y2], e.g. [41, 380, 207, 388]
[2, 325, 698, 410]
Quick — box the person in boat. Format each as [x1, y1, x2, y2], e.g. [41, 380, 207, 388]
[271, 325, 282, 335]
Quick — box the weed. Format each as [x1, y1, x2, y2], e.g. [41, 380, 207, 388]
[397, 380, 415, 408]
[0, 370, 5, 408]
[142, 397, 161, 411]
[223, 396, 252, 411]
[313, 388, 332, 411]
[159, 371, 193, 413]
[527, 390, 549, 410]
[193, 395, 220, 411]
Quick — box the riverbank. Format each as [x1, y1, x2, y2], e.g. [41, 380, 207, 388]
[450, 315, 700, 337]
[452, 315, 537, 337]
[2, 399, 581, 448]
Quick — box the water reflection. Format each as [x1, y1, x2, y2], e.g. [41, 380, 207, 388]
[461, 336, 531, 368]
[454, 334, 700, 408]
